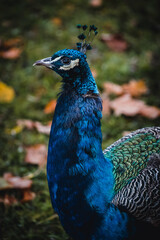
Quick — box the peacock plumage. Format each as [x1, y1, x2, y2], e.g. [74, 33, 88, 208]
[33, 25, 160, 240]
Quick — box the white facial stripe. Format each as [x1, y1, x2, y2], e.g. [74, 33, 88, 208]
[59, 59, 79, 71]
[51, 56, 62, 63]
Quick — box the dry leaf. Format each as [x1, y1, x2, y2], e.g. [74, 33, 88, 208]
[0, 81, 15, 103]
[122, 131, 131, 136]
[25, 144, 47, 167]
[103, 82, 123, 95]
[4, 173, 32, 189]
[21, 189, 36, 203]
[110, 94, 145, 116]
[17, 119, 35, 130]
[101, 33, 128, 52]
[102, 94, 110, 116]
[3, 37, 23, 48]
[16, 119, 51, 135]
[91, 68, 97, 78]
[123, 79, 148, 97]
[89, 0, 102, 7]
[51, 17, 62, 26]
[34, 121, 51, 135]
[0, 194, 18, 205]
[139, 105, 160, 119]
[0, 47, 22, 59]
[44, 99, 57, 114]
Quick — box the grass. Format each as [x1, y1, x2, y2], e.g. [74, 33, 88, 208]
[0, 0, 160, 239]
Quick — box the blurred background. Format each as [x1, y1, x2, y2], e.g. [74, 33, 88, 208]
[0, 0, 160, 239]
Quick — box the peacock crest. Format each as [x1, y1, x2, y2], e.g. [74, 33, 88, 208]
[76, 24, 98, 54]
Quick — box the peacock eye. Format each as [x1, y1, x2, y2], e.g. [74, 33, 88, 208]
[61, 57, 71, 65]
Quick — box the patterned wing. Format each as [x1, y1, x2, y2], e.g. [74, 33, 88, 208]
[103, 127, 160, 192]
[112, 154, 160, 226]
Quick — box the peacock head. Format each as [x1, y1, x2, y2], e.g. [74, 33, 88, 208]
[33, 49, 87, 78]
[33, 24, 98, 79]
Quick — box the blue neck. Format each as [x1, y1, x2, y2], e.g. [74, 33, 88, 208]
[61, 61, 99, 95]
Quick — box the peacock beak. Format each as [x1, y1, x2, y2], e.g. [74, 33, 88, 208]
[33, 57, 53, 68]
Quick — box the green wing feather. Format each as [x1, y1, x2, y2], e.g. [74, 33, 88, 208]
[103, 127, 160, 192]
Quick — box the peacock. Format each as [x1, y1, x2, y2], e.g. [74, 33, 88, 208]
[33, 25, 160, 240]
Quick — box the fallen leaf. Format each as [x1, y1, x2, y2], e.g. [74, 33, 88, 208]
[139, 105, 160, 119]
[0, 194, 18, 205]
[101, 33, 128, 52]
[21, 189, 36, 203]
[17, 119, 35, 130]
[3, 37, 23, 48]
[44, 99, 57, 114]
[122, 131, 131, 136]
[89, 0, 102, 7]
[4, 173, 32, 189]
[34, 121, 51, 135]
[103, 82, 123, 95]
[110, 94, 145, 116]
[25, 144, 47, 167]
[102, 94, 110, 116]
[51, 17, 62, 26]
[16, 119, 51, 135]
[0, 47, 22, 59]
[123, 79, 148, 97]
[0, 81, 15, 103]
[91, 68, 97, 78]
[110, 94, 160, 119]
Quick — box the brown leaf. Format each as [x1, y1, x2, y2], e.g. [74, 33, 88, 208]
[0, 194, 18, 205]
[103, 82, 123, 95]
[16, 119, 51, 135]
[21, 189, 36, 203]
[17, 119, 35, 130]
[34, 121, 51, 135]
[110, 94, 145, 116]
[0, 81, 15, 103]
[0, 47, 22, 59]
[102, 94, 111, 116]
[3, 37, 23, 48]
[25, 144, 47, 167]
[51, 17, 62, 26]
[139, 105, 160, 119]
[91, 68, 97, 78]
[101, 33, 128, 52]
[89, 0, 103, 7]
[123, 79, 148, 97]
[44, 99, 57, 114]
[4, 173, 32, 189]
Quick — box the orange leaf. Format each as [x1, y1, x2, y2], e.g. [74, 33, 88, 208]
[51, 17, 62, 26]
[0, 81, 15, 103]
[103, 82, 123, 95]
[21, 189, 36, 203]
[44, 99, 57, 114]
[0, 47, 22, 59]
[25, 144, 47, 167]
[3, 37, 23, 48]
[123, 79, 148, 97]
